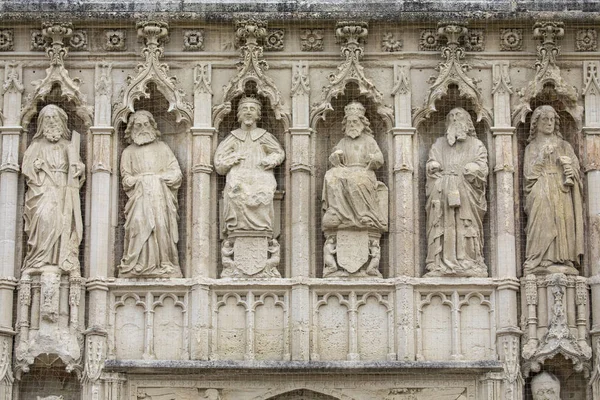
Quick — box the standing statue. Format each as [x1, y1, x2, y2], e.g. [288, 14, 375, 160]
[119, 110, 183, 278]
[214, 97, 285, 277]
[425, 107, 488, 277]
[22, 104, 85, 276]
[531, 372, 561, 400]
[321, 101, 388, 277]
[523, 105, 584, 276]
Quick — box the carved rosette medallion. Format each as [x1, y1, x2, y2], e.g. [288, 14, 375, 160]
[500, 28, 523, 51]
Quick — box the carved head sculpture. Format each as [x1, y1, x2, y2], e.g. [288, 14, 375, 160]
[528, 105, 563, 143]
[342, 101, 373, 139]
[531, 372, 561, 400]
[34, 104, 69, 142]
[237, 96, 262, 128]
[445, 107, 476, 146]
[125, 110, 161, 146]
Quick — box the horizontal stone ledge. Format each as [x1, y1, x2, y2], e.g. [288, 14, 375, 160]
[104, 359, 504, 374]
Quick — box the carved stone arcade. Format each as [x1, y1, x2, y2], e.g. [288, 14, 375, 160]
[0, 7, 599, 400]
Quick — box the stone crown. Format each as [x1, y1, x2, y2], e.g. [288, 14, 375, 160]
[344, 101, 365, 117]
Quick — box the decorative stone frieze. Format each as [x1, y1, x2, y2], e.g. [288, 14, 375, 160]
[464, 28, 484, 51]
[300, 28, 324, 51]
[264, 28, 284, 51]
[381, 32, 402, 52]
[576, 28, 597, 52]
[500, 28, 523, 51]
[419, 29, 440, 51]
[103, 29, 126, 51]
[30, 29, 46, 51]
[183, 29, 204, 51]
[69, 30, 88, 51]
[0, 29, 13, 51]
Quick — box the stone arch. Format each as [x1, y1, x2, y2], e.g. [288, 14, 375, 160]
[262, 388, 344, 400]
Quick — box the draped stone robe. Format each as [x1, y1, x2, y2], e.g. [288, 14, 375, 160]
[119, 140, 182, 278]
[322, 133, 388, 232]
[214, 128, 285, 235]
[22, 138, 84, 273]
[523, 136, 584, 275]
[425, 135, 488, 276]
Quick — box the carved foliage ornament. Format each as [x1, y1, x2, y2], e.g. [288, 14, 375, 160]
[300, 28, 324, 51]
[0, 29, 14, 51]
[500, 28, 523, 51]
[21, 22, 93, 130]
[382, 33, 403, 52]
[103, 29, 126, 51]
[213, 18, 290, 130]
[264, 29, 284, 51]
[414, 21, 492, 128]
[113, 21, 192, 127]
[310, 21, 393, 129]
[183, 29, 204, 51]
[513, 21, 582, 128]
[576, 28, 598, 52]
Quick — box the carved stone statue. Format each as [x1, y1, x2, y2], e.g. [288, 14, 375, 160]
[524, 105, 584, 276]
[214, 97, 285, 278]
[22, 104, 85, 277]
[118, 110, 183, 278]
[321, 101, 388, 277]
[425, 107, 488, 277]
[531, 372, 561, 400]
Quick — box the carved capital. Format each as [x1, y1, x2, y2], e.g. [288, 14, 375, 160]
[137, 20, 169, 50]
[533, 21, 564, 46]
[335, 20, 368, 57]
[42, 22, 73, 66]
[235, 18, 268, 47]
[437, 21, 468, 47]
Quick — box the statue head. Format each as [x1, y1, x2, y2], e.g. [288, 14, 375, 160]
[342, 101, 373, 139]
[34, 104, 69, 142]
[529, 105, 562, 143]
[445, 107, 476, 146]
[531, 372, 561, 400]
[237, 96, 262, 129]
[125, 110, 161, 146]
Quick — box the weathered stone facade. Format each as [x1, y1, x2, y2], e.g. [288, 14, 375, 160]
[0, 1, 600, 399]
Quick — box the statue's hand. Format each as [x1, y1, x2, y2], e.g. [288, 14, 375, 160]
[427, 161, 442, 176]
[33, 158, 45, 172]
[463, 162, 478, 176]
[71, 162, 84, 178]
[260, 158, 276, 170]
[223, 153, 245, 167]
[330, 150, 344, 167]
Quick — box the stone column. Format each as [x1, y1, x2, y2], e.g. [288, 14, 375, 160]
[289, 62, 312, 360]
[395, 281, 415, 361]
[0, 62, 23, 400]
[189, 63, 215, 360]
[583, 62, 600, 397]
[491, 62, 523, 400]
[83, 62, 113, 398]
[390, 63, 416, 277]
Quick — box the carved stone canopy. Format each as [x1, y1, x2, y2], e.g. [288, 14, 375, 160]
[113, 20, 193, 129]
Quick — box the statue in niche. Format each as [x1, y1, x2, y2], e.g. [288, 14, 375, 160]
[321, 101, 388, 277]
[215, 96, 285, 278]
[523, 105, 584, 276]
[118, 110, 183, 278]
[22, 104, 84, 277]
[531, 372, 561, 400]
[425, 107, 488, 277]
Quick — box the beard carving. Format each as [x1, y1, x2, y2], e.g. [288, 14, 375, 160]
[446, 119, 470, 146]
[42, 122, 64, 143]
[345, 126, 363, 139]
[132, 128, 157, 146]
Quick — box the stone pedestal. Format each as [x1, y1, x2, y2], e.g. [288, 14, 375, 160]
[323, 229, 382, 278]
[221, 231, 281, 278]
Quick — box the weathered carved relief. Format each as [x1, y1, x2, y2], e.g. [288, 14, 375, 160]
[464, 28, 484, 52]
[382, 33, 402, 52]
[416, 289, 495, 361]
[321, 102, 388, 277]
[103, 29, 126, 51]
[300, 28, 324, 51]
[0, 335, 14, 396]
[500, 334, 524, 400]
[419, 29, 440, 51]
[512, 21, 582, 129]
[16, 103, 85, 377]
[521, 273, 591, 377]
[414, 21, 492, 127]
[68, 30, 88, 51]
[183, 29, 204, 51]
[37, 396, 64, 400]
[424, 108, 488, 277]
[215, 97, 285, 278]
[264, 28, 284, 51]
[0, 29, 14, 51]
[500, 28, 523, 51]
[523, 105, 584, 276]
[576, 28, 597, 52]
[113, 21, 192, 127]
[530, 371, 560, 400]
[117, 110, 183, 278]
[212, 291, 289, 361]
[30, 29, 46, 51]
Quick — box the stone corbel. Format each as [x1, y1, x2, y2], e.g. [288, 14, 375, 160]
[310, 21, 393, 129]
[213, 18, 290, 131]
[512, 21, 582, 129]
[21, 22, 93, 130]
[413, 21, 492, 128]
[113, 21, 193, 128]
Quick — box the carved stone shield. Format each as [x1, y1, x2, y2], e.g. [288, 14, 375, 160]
[233, 236, 268, 276]
[336, 230, 369, 274]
